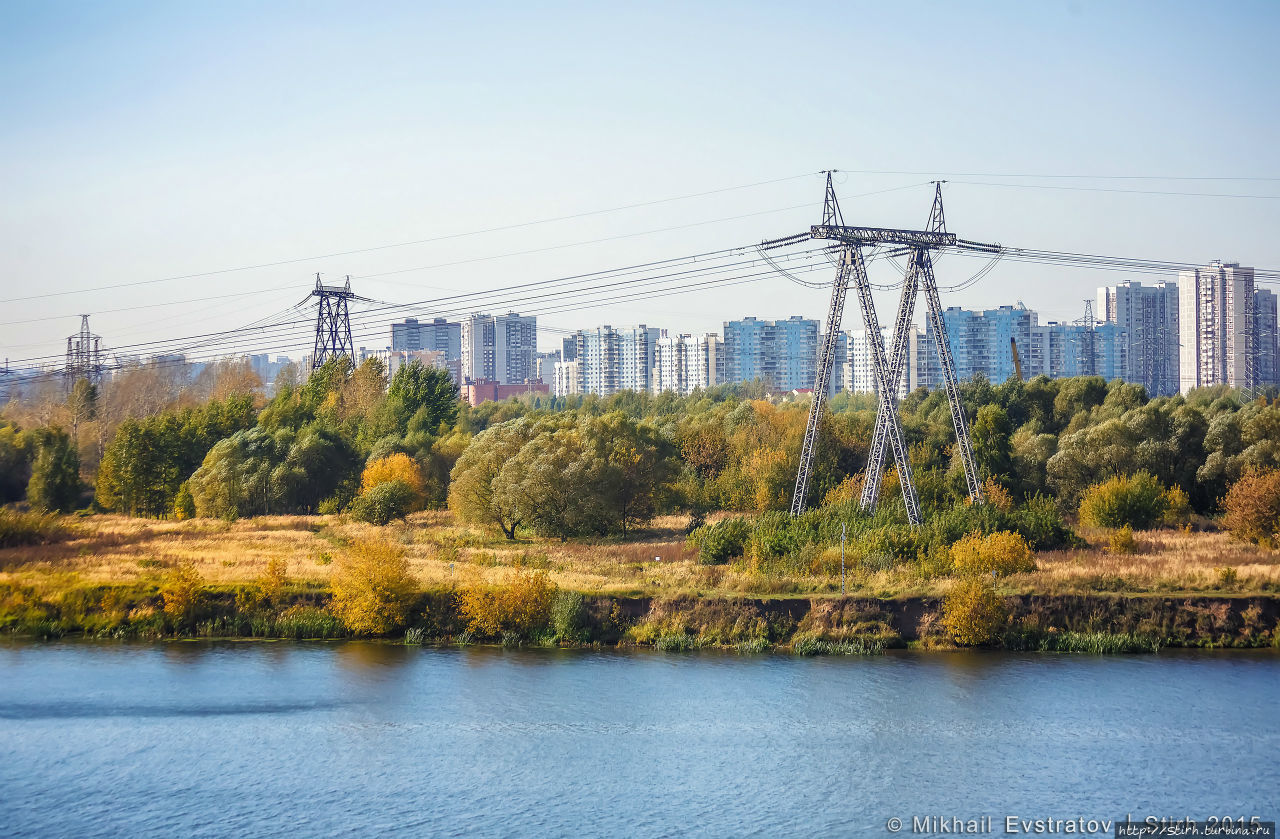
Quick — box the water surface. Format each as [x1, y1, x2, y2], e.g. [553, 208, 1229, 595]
[2, 642, 1277, 837]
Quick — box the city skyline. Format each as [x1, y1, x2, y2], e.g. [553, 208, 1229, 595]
[3, 2, 1279, 367]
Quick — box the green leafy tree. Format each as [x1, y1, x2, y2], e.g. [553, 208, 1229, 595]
[26, 427, 81, 512]
[0, 421, 33, 503]
[388, 361, 460, 433]
[448, 418, 542, 538]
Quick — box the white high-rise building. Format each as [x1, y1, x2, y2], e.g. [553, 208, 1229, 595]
[553, 360, 580, 397]
[653, 333, 723, 396]
[575, 326, 620, 397]
[1178, 262, 1254, 393]
[1099, 281, 1179, 396]
[619, 325, 662, 393]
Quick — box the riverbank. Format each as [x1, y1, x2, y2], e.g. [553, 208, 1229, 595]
[3, 583, 1277, 652]
[2, 512, 1278, 652]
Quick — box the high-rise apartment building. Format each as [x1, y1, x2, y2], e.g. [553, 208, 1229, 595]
[1099, 282, 1179, 396]
[553, 360, 580, 397]
[1254, 288, 1278, 389]
[575, 326, 621, 396]
[653, 333, 724, 396]
[819, 331, 849, 395]
[847, 327, 932, 396]
[390, 317, 462, 358]
[461, 312, 537, 385]
[929, 305, 1034, 382]
[619, 325, 662, 393]
[723, 316, 818, 392]
[1025, 322, 1128, 380]
[1178, 262, 1255, 393]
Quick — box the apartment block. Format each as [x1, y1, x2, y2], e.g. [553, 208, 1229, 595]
[723, 316, 818, 392]
[461, 312, 537, 385]
[1099, 281, 1179, 396]
[1179, 262, 1254, 393]
[653, 333, 724, 396]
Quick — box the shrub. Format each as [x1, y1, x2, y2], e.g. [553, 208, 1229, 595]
[1215, 566, 1240, 589]
[456, 569, 557, 638]
[1162, 485, 1191, 527]
[361, 453, 426, 508]
[551, 589, 585, 641]
[257, 557, 288, 604]
[173, 483, 196, 520]
[348, 480, 417, 526]
[0, 509, 72, 548]
[161, 561, 206, 626]
[1108, 525, 1138, 555]
[1078, 473, 1171, 530]
[1220, 469, 1280, 548]
[950, 530, 1034, 577]
[942, 578, 1007, 645]
[329, 540, 418, 635]
[688, 516, 751, 565]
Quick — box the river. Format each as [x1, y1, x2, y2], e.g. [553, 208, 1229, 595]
[1, 642, 1277, 837]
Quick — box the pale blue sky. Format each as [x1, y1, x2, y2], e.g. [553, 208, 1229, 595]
[2, 0, 1278, 365]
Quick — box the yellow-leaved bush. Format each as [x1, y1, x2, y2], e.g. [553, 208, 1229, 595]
[329, 540, 418, 635]
[360, 453, 426, 508]
[456, 569, 558, 637]
[949, 530, 1034, 577]
[941, 578, 1007, 646]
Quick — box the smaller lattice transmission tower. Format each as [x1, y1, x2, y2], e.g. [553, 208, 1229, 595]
[310, 274, 366, 369]
[65, 314, 104, 389]
[1076, 299, 1096, 376]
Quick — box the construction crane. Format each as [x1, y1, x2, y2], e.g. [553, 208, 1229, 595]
[1011, 336, 1024, 382]
[769, 175, 1000, 523]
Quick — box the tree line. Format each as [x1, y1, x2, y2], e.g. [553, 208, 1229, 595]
[3, 356, 1280, 542]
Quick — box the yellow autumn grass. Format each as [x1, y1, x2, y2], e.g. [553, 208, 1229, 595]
[1, 512, 1277, 599]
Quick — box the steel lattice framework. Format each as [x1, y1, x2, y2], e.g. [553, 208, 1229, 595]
[787, 176, 986, 522]
[64, 314, 104, 390]
[311, 274, 361, 370]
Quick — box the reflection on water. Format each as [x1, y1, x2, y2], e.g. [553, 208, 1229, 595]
[1, 642, 1277, 838]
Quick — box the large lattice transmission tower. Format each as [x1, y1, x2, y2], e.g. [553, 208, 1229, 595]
[775, 177, 989, 522]
[65, 314, 104, 389]
[311, 274, 361, 369]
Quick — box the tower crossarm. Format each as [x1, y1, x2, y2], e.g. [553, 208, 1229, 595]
[811, 225, 957, 249]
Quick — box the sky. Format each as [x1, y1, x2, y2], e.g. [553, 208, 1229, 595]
[2, 0, 1279, 368]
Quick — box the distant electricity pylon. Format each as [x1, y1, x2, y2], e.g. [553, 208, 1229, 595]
[65, 314, 104, 389]
[1076, 298, 1097, 377]
[765, 174, 1000, 524]
[310, 274, 362, 369]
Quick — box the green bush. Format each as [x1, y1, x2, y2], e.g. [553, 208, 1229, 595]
[348, 480, 416, 525]
[1078, 472, 1172, 530]
[688, 516, 751, 564]
[551, 590, 585, 641]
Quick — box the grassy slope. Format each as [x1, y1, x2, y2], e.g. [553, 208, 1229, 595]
[1, 511, 1278, 601]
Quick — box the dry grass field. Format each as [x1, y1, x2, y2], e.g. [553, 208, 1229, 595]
[2, 512, 1278, 600]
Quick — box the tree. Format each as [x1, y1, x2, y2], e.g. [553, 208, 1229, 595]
[1078, 473, 1173, 530]
[1220, 469, 1280, 548]
[0, 421, 33, 503]
[349, 480, 418, 525]
[971, 404, 1013, 486]
[493, 425, 596, 540]
[448, 418, 542, 538]
[26, 427, 81, 512]
[361, 453, 426, 503]
[586, 412, 677, 536]
[388, 361, 460, 433]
